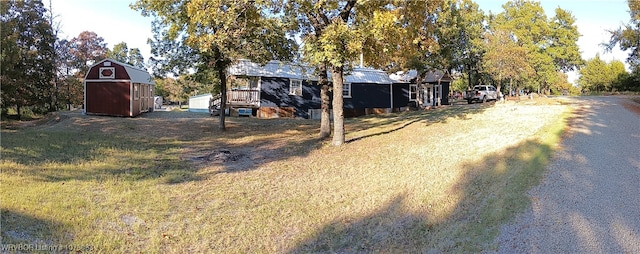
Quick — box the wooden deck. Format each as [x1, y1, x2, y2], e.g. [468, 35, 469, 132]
[210, 90, 259, 115]
[227, 90, 259, 107]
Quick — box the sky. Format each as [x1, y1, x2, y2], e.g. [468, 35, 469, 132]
[50, 0, 633, 82]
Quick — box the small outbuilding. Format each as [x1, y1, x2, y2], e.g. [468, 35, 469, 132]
[188, 93, 213, 113]
[84, 58, 155, 117]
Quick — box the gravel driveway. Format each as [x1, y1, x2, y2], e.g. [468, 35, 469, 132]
[495, 96, 640, 253]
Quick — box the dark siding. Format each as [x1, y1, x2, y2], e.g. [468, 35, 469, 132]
[441, 82, 450, 105]
[259, 77, 321, 118]
[392, 83, 410, 108]
[86, 81, 130, 116]
[257, 77, 410, 117]
[344, 83, 391, 109]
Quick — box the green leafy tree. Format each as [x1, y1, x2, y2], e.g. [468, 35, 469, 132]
[548, 8, 583, 72]
[107, 42, 146, 69]
[612, 65, 640, 91]
[491, 0, 582, 94]
[280, 1, 333, 139]
[607, 0, 639, 90]
[549, 71, 575, 95]
[387, 1, 442, 80]
[312, 11, 358, 146]
[482, 29, 534, 94]
[128, 48, 145, 69]
[145, 20, 199, 78]
[453, 0, 487, 88]
[108, 42, 130, 63]
[608, 60, 629, 92]
[494, 0, 550, 93]
[303, 1, 413, 145]
[281, 0, 387, 145]
[578, 54, 612, 93]
[1, 0, 56, 119]
[160, 75, 208, 107]
[427, 0, 486, 77]
[132, 0, 296, 130]
[607, 0, 640, 67]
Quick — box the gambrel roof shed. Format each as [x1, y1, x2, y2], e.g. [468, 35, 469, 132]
[84, 58, 155, 117]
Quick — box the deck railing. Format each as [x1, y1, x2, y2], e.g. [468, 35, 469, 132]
[227, 89, 260, 107]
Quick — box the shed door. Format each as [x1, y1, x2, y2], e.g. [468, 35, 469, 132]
[86, 81, 131, 116]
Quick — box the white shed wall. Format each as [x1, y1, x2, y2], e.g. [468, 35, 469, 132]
[188, 93, 213, 113]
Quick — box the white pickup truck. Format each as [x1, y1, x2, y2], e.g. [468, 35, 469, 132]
[465, 85, 498, 104]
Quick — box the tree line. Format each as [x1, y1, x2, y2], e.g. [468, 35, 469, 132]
[1, 0, 146, 119]
[2, 0, 639, 145]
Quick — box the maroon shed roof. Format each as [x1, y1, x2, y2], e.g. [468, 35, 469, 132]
[85, 58, 154, 85]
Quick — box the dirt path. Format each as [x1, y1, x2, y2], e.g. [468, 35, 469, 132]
[494, 96, 640, 253]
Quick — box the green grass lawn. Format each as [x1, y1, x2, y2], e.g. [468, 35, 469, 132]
[1, 101, 571, 253]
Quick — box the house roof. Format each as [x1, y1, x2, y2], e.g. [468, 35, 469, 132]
[389, 69, 452, 83]
[229, 60, 314, 80]
[87, 58, 155, 85]
[389, 70, 418, 83]
[229, 60, 395, 84]
[189, 93, 212, 99]
[424, 70, 452, 83]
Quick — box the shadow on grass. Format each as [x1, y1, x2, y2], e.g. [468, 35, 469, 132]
[346, 104, 489, 143]
[0, 113, 325, 183]
[0, 129, 203, 184]
[289, 137, 557, 253]
[0, 208, 72, 248]
[0, 105, 488, 183]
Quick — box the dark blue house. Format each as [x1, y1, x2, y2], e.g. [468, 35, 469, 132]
[225, 60, 413, 118]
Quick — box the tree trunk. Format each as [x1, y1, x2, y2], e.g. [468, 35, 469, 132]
[318, 63, 331, 140]
[331, 66, 345, 146]
[16, 104, 22, 120]
[467, 65, 473, 89]
[218, 67, 227, 131]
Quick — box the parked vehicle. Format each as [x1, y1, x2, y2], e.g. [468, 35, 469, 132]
[465, 85, 498, 104]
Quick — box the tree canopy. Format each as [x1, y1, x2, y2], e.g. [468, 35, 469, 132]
[607, 0, 640, 67]
[578, 55, 629, 93]
[488, 0, 582, 94]
[107, 42, 146, 69]
[132, 0, 296, 130]
[1, 0, 56, 118]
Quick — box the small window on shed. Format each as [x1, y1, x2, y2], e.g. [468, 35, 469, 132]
[343, 83, 352, 98]
[134, 84, 139, 100]
[290, 79, 302, 96]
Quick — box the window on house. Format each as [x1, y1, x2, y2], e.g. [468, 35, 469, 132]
[290, 79, 302, 96]
[231, 76, 260, 90]
[343, 83, 351, 98]
[409, 84, 418, 101]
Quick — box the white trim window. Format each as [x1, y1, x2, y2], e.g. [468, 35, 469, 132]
[134, 84, 139, 100]
[343, 83, 352, 98]
[99, 67, 115, 79]
[409, 84, 418, 101]
[289, 79, 302, 96]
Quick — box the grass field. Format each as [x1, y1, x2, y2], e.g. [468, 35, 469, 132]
[1, 99, 573, 253]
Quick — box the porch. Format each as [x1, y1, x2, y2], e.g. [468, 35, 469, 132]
[209, 89, 260, 115]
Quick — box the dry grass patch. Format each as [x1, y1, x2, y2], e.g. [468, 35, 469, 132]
[1, 99, 571, 252]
